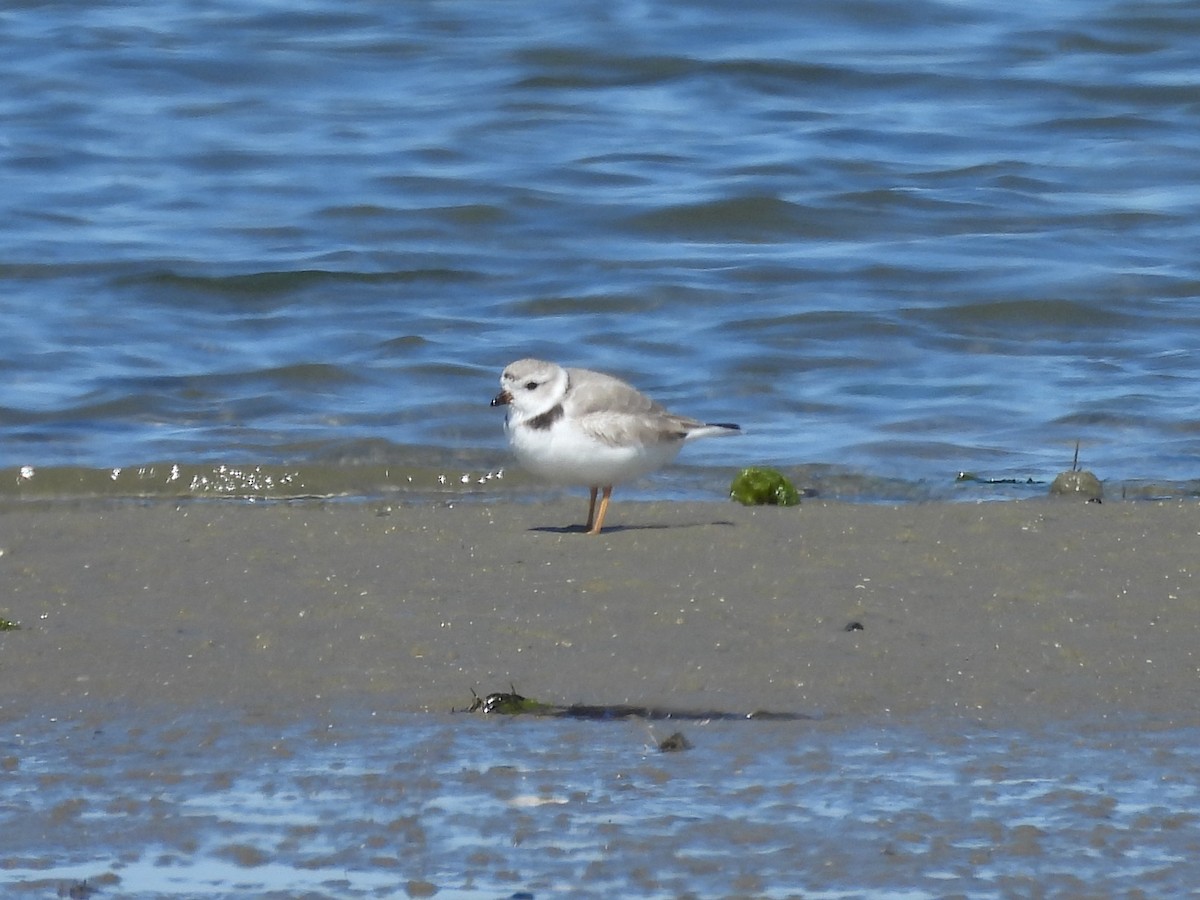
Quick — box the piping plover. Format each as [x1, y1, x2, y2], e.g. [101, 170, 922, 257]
[491, 358, 740, 534]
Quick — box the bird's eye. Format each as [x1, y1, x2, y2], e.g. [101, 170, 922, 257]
[524, 381, 538, 390]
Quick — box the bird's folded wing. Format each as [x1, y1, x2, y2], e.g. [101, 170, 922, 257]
[577, 410, 700, 448]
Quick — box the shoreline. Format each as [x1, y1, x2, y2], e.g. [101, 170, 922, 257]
[2, 461, 1198, 509]
[1, 497, 1197, 727]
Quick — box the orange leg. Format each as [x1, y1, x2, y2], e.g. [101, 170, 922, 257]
[586, 485, 613, 535]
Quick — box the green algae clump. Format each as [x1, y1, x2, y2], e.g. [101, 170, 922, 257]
[730, 467, 800, 507]
[467, 686, 553, 715]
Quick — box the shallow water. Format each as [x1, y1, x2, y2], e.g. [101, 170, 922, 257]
[3, 0, 1200, 502]
[3, 709, 1198, 898]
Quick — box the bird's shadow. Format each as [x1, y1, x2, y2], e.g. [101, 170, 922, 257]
[529, 520, 736, 535]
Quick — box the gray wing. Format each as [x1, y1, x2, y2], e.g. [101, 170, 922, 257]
[565, 367, 702, 448]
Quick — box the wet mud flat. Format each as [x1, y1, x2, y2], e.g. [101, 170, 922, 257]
[4, 708, 1200, 898]
[1, 497, 1198, 724]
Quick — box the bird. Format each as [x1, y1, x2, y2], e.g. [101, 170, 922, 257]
[490, 358, 740, 534]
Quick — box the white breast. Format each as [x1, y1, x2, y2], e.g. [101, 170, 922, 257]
[507, 415, 684, 486]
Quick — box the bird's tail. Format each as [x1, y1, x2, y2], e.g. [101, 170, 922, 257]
[687, 422, 742, 440]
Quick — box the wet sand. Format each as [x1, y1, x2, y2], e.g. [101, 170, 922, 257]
[1, 497, 1197, 726]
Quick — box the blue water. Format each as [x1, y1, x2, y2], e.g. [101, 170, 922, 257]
[4, 711, 1199, 898]
[3, 0, 1200, 499]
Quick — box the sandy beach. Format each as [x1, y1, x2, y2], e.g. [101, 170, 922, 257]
[1, 496, 1197, 726]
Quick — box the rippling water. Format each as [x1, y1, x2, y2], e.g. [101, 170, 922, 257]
[4, 0, 1200, 501]
[4, 711, 1199, 898]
